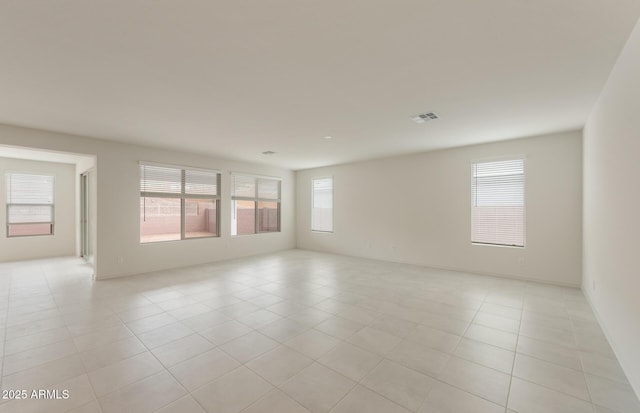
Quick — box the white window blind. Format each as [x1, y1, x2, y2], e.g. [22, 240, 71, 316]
[312, 178, 333, 232]
[257, 178, 279, 200]
[6, 173, 55, 237]
[6, 173, 54, 223]
[185, 169, 219, 196]
[231, 174, 257, 199]
[471, 159, 525, 247]
[140, 164, 219, 198]
[139, 163, 220, 242]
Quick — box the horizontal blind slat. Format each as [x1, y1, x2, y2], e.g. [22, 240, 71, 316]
[6, 173, 54, 204]
[185, 169, 218, 196]
[257, 178, 280, 200]
[8, 205, 53, 223]
[6, 173, 55, 226]
[472, 159, 524, 247]
[139, 164, 182, 194]
[232, 175, 281, 200]
[232, 175, 256, 198]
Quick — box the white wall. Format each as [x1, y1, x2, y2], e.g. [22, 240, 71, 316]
[0, 124, 295, 279]
[0, 157, 76, 261]
[297, 131, 583, 286]
[583, 19, 640, 397]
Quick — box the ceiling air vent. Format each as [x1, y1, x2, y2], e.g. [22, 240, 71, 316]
[411, 112, 439, 124]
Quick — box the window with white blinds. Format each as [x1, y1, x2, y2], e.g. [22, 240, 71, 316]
[231, 174, 281, 235]
[471, 158, 525, 247]
[6, 173, 55, 237]
[139, 163, 220, 243]
[312, 177, 333, 232]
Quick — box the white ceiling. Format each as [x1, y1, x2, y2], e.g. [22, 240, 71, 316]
[1, 1, 639, 170]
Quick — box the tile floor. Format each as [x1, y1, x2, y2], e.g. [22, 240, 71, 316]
[0, 250, 638, 413]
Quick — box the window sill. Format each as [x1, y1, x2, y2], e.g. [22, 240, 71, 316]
[471, 242, 525, 249]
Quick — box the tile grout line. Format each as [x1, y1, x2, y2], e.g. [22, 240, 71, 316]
[114, 280, 285, 411]
[43, 261, 103, 412]
[121, 279, 315, 411]
[41, 262, 102, 411]
[111, 295, 214, 413]
[116, 269, 557, 411]
[499, 282, 524, 413]
[0, 263, 13, 400]
[27, 264, 102, 411]
[413, 285, 487, 412]
[3, 255, 636, 412]
[570, 295, 599, 413]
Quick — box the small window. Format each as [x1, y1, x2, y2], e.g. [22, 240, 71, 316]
[312, 177, 333, 232]
[231, 174, 281, 235]
[6, 173, 55, 237]
[471, 158, 525, 247]
[140, 163, 220, 243]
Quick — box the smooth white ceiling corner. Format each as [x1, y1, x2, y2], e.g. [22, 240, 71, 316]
[1, 0, 639, 170]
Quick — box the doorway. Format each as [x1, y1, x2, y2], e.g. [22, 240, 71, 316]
[80, 170, 93, 263]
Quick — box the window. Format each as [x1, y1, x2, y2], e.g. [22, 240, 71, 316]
[231, 174, 280, 235]
[471, 158, 525, 247]
[140, 163, 220, 243]
[312, 177, 333, 232]
[6, 173, 54, 237]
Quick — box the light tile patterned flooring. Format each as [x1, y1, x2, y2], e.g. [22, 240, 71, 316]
[0, 250, 638, 413]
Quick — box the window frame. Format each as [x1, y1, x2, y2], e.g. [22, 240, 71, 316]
[311, 176, 333, 233]
[139, 162, 221, 243]
[6, 172, 55, 238]
[470, 157, 526, 248]
[231, 173, 281, 236]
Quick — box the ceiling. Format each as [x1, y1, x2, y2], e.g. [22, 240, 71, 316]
[1, 1, 639, 170]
